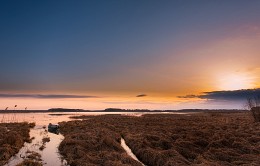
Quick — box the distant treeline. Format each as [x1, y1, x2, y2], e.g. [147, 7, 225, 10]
[104, 108, 151, 112]
[0, 108, 246, 113]
[48, 108, 85, 112]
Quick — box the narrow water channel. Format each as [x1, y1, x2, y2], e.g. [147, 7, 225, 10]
[121, 138, 145, 166]
[5, 125, 67, 166]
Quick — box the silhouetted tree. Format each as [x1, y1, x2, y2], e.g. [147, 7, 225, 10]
[246, 96, 260, 122]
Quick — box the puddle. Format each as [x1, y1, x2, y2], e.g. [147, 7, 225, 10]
[5, 125, 67, 166]
[121, 138, 145, 166]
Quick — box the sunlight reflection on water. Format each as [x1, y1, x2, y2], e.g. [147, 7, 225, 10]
[4, 125, 67, 166]
[1, 111, 188, 165]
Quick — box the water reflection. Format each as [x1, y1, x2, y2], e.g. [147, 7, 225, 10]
[121, 137, 145, 165]
[1, 111, 187, 165]
[4, 125, 67, 166]
[1, 113, 73, 166]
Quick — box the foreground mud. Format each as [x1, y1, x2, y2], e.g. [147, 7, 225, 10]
[0, 122, 35, 165]
[59, 112, 260, 166]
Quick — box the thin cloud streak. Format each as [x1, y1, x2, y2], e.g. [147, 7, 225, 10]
[178, 88, 260, 101]
[136, 94, 147, 97]
[0, 94, 99, 99]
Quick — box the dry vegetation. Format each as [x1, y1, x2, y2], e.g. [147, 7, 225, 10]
[0, 122, 35, 165]
[16, 160, 42, 166]
[17, 151, 43, 166]
[59, 119, 142, 166]
[39, 136, 50, 151]
[59, 112, 260, 166]
[251, 107, 260, 122]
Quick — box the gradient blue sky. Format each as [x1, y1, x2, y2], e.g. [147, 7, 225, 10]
[0, 0, 260, 110]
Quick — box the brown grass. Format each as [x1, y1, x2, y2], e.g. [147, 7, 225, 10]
[59, 112, 260, 166]
[251, 107, 260, 122]
[0, 122, 35, 165]
[39, 136, 50, 151]
[59, 118, 142, 166]
[17, 151, 42, 166]
[16, 160, 43, 166]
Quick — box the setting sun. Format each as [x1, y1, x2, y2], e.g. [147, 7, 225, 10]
[218, 73, 254, 91]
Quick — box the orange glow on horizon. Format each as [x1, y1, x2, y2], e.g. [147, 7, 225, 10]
[216, 73, 255, 91]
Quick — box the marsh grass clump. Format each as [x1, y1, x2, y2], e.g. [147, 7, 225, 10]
[0, 122, 33, 165]
[16, 159, 43, 166]
[59, 119, 142, 166]
[42, 136, 50, 143]
[27, 151, 42, 161]
[39, 145, 45, 151]
[39, 136, 50, 151]
[59, 112, 260, 166]
[17, 151, 43, 166]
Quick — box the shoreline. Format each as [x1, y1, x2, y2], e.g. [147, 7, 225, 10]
[0, 109, 247, 114]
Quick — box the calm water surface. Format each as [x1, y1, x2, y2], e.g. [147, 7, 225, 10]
[1, 112, 187, 166]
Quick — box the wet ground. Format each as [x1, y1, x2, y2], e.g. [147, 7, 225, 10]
[0, 112, 188, 166]
[0, 112, 146, 166]
[5, 125, 67, 166]
[1, 113, 72, 166]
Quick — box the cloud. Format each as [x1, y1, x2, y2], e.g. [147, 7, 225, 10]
[177, 94, 198, 99]
[178, 88, 260, 101]
[0, 94, 99, 99]
[136, 94, 147, 97]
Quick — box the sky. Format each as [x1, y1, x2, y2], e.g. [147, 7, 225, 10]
[0, 0, 260, 110]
